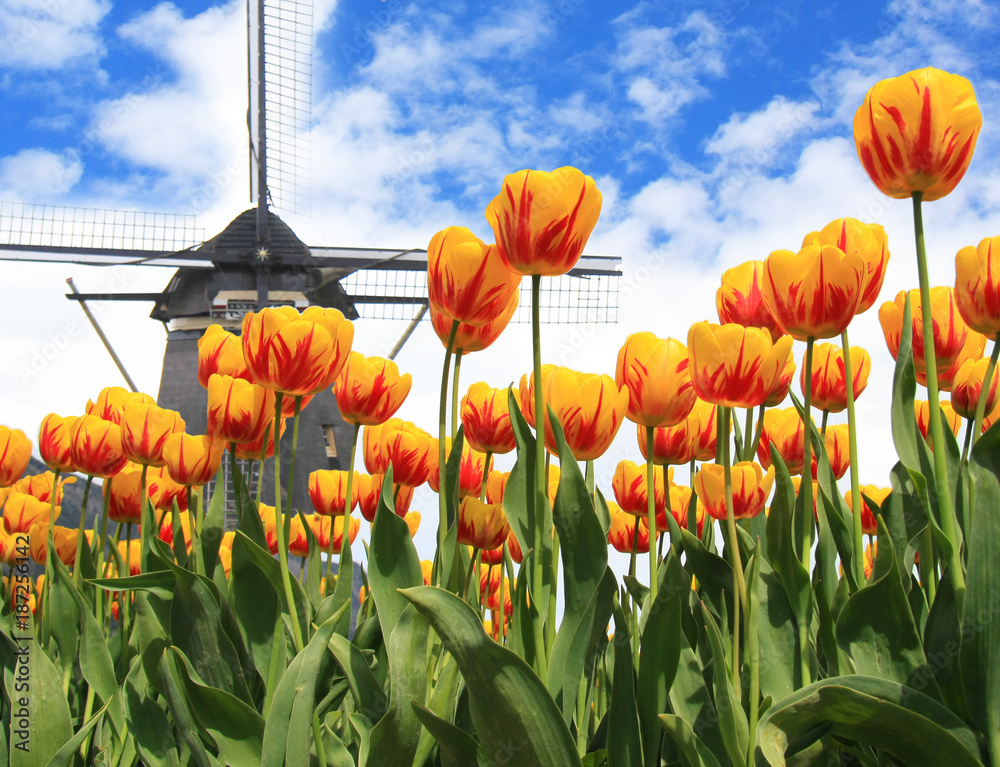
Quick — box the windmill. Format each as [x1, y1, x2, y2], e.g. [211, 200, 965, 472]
[0, 0, 621, 523]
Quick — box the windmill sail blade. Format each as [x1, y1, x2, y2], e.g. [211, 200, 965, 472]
[0, 201, 209, 267]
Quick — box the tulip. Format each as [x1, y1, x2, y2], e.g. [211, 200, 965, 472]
[430, 288, 520, 354]
[357, 474, 413, 522]
[879, 287, 970, 379]
[854, 67, 981, 202]
[616, 333, 696, 427]
[309, 470, 359, 516]
[207, 374, 276, 444]
[405, 510, 421, 538]
[197, 324, 251, 388]
[313, 514, 360, 552]
[764, 343, 797, 407]
[0, 427, 31, 487]
[689, 399, 720, 461]
[637, 419, 695, 467]
[607, 502, 651, 554]
[762, 244, 865, 340]
[479, 563, 503, 599]
[688, 322, 795, 408]
[3, 492, 60, 534]
[163, 433, 224, 487]
[804, 219, 890, 315]
[843, 486, 889, 536]
[259, 504, 279, 554]
[38, 414, 79, 473]
[121, 402, 185, 467]
[801, 343, 871, 413]
[813, 424, 851, 481]
[716, 260, 784, 342]
[485, 166, 602, 276]
[695, 461, 774, 521]
[234, 418, 285, 460]
[334, 353, 412, 426]
[288, 515, 313, 558]
[461, 383, 519, 455]
[951, 357, 1000, 419]
[86, 387, 155, 425]
[421, 560, 433, 586]
[218, 531, 235, 577]
[427, 438, 493, 498]
[242, 306, 354, 396]
[106, 469, 162, 524]
[368, 421, 434, 487]
[611, 459, 667, 517]
[9, 472, 73, 505]
[0, 527, 17, 565]
[520, 366, 629, 460]
[659, 485, 706, 537]
[427, 227, 519, 326]
[955, 236, 1000, 336]
[457, 496, 510, 551]
[936, 330, 987, 391]
[915, 400, 962, 443]
[71, 415, 128, 478]
[157, 510, 192, 552]
[486, 470, 509, 504]
[756, 408, 806, 475]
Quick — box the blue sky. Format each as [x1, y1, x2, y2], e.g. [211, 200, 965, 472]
[2, 0, 1000, 563]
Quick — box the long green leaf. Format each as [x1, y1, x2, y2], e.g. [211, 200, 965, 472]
[701, 602, 748, 767]
[757, 675, 981, 766]
[411, 702, 484, 767]
[402, 585, 581, 767]
[659, 714, 724, 767]
[607, 597, 642, 767]
[122, 655, 179, 767]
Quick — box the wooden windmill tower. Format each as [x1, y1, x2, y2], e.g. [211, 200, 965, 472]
[0, 0, 621, 522]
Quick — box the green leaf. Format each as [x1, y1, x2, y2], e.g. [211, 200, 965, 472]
[329, 633, 388, 723]
[890, 293, 921, 471]
[199, 482, 226, 579]
[665, 508, 732, 614]
[412, 653, 462, 767]
[637, 552, 686, 767]
[367, 604, 431, 765]
[326, 527, 356, 638]
[547, 411, 615, 725]
[755, 562, 797, 704]
[44, 699, 111, 767]
[964, 424, 1000, 763]
[368, 469, 424, 640]
[9, 612, 73, 767]
[123, 656, 180, 767]
[700, 603, 748, 767]
[88, 571, 176, 599]
[835, 518, 938, 699]
[158, 651, 212, 766]
[668, 645, 728, 765]
[606, 597, 641, 767]
[658, 714, 724, 767]
[411, 702, 484, 767]
[757, 675, 982, 766]
[402, 585, 582, 767]
[170, 647, 265, 765]
[882, 463, 927, 588]
[229, 530, 282, 699]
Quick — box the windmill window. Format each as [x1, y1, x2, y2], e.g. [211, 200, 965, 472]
[323, 426, 337, 458]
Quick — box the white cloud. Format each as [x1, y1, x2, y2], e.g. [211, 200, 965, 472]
[705, 96, 821, 166]
[0, 0, 109, 69]
[0, 148, 82, 199]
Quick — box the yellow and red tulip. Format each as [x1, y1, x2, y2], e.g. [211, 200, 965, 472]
[71, 415, 128, 478]
[206, 374, 276, 445]
[427, 438, 493, 498]
[218, 531, 235, 577]
[486, 470, 509, 504]
[457, 496, 510, 551]
[334, 353, 412, 426]
[756, 407, 806, 475]
[955, 235, 1000, 336]
[3, 492, 60, 534]
[163, 433, 224, 487]
[688, 322, 794, 408]
[234, 418, 285, 460]
[801, 343, 871, 413]
[8, 472, 73, 506]
[461, 383, 519, 455]
[485, 166, 602, 276]
[607, 501, 651, 554]
[843, 485, 890, 536]
[242, 306, 354, 397]
[38, 413, 79, 473]
[427, 227, 519, 326]
[430, 287, 520, 354]
[105, 469, 162, 524]
[259, 504, 279, 554]
[121, 402, 185, 467]
[157, 510, 192, 552]
[309, 470, 359, 516]
[936, 329, 987, 392]
[616, 333, 696, 428]
[313, 513, 360, 552]
[0, 426, 31, 487]
[611, 459, 667, 518]
[812, 424, 851, 481]
[716, 260, 784, 342]
[951, 357, 1000, 419]
[695, 461, 774, 521]
[764, 342, 797, 407]
[803, 219, 890, 315]
[879, 287, 971, 380]
[357, 474, 413, 522]
[197, 324, 251, 388]
[762, 244, 865, 340]
[854, 67, 981, 202]
[915, 399, 962, 444]
[86, 387, 155, 425]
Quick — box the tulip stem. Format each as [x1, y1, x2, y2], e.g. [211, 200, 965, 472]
[801, 338, 816, 571]
[480, 452, 492, 501]
[628, 523, 638, 579]
[122, 523, 132, 667]
[722, 407, 746, 694]
[463, 547, 480, 605]
[40, 469, 61, 645]
[257, 422, 271, 508]
[271, 391, 305, 654]
[452, 350, 463, 440]
[842, 331, 866, 590]
[94, 476, 112, 632]
[749, 404, 766, 465]
[688, 458, 699, 537]
[646, 426, 658, 605]
[531, 274, 549, 677]
[73, 475, 94, 587]
[743, 407, 754, 462]
[328, 424, 360, 587]
[913, 192, 966, 614]
[286, 395, 303, 518]
[437, 319, 460, 586]
[820, 410, 829, 436]
[971, 334, 1000, 451]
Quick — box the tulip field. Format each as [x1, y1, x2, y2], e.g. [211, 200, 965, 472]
[3, 66, 1000, 766]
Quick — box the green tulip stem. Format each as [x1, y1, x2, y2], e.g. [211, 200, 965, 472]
[548, 530, 559, 652]
[452, 349, 463, 439]
[122, 522, 132, 666]
[913, 192, 966, 614]
[271, 391, 304, 654]
[286, 394, 303, 514]
[743, 407, 754, 462]
[820, 409, 829, 436]
[73, 474, 94, 587]
[585, 460, 595, 504]
[38, 468, 60, 646]
[436, 320, 460, 586]
[749, 404, 766, 461]
[502, 541, 516, 641]
[531, 274, 549, 677]
[463, 547, 480, 604]
[139, 464, 149, 562]
[93, 475, 112, 629]
[801, 337, 816, 570]
[328, 423, 360, 586]
[715, 405, 725, 464]
[311, 710, 329, 767]
[628, 522, 638, 579]
[971, 334, 1000, 451]
[646, 425, 658, 605]
[722, 407, 746, 693]
[257, 422, 271, 508]
[480, 452, 492, 501]
[747, 569, 760, 767]
[688, 458, 700, 537]
[841, 331, 866, 589]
